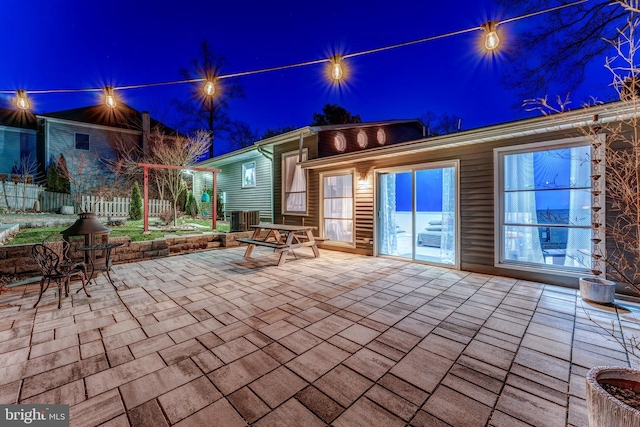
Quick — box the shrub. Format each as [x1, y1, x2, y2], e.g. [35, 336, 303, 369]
[129, 182, 143, 220]
[159, 208, 175, 225]
[185, 191, 198, 217]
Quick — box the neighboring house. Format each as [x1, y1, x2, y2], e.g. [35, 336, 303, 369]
[0, 109, 38, 179]
[195, 119, 425, 223]
[0, 103, 174, 190]
[193, 144, 273, 222]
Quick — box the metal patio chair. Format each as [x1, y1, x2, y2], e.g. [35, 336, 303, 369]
[31, 243, 90, 309]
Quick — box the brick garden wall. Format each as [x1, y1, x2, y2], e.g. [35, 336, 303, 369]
[0, 231, 254, 277]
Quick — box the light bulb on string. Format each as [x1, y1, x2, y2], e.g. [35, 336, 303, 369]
[104, 86, 117, 108]
[330, 55, 344, 81]
[203, 80, 216, 96]
[16, 90, 30, 110]
[482, 21, 500, 50]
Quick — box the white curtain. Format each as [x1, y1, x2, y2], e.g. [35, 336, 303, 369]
[379, 174, 398, 255]
[504, 153, 544, 263]
[324, 175, 353, 242]
[439, 167, 456, 265]
[285, 154, 306, 212]
[564, 146, 592, 268]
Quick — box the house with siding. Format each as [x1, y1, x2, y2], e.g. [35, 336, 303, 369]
[194, 119, 425, 224]
[0, 109, 38, 180]
[290, 102, 628, 292]
[1, 104, 174, 188]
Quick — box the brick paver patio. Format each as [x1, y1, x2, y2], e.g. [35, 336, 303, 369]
[0, 247, 638, 426]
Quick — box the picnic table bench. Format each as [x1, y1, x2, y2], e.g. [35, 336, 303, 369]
[237, 223, 320, 266]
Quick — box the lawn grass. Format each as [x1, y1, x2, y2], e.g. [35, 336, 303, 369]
[6, 219, 230, 246]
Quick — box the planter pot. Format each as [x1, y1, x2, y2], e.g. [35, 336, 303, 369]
[580, 277, 616, 304]
[586, 366, 640, 427]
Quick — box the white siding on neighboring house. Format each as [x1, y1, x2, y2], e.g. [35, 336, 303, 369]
[44, 119, 141, 189]
[0, 126, 37, 175]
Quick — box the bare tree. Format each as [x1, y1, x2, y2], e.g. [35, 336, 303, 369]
[228, 120, 258, 151]
[495, 0, 630, 101]
[526, 5, 640, 293]
[420, 111, 463, 136]
[56, 151, 118, 213]
[172, 39, 245, 158]
[18, 154, 39, 210]
[148, 129, 210, 225]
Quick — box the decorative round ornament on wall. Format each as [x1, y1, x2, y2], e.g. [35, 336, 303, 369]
[334, 132, 347, 152]
[377, 129, 386, 145]
[357, 130, 368, 148]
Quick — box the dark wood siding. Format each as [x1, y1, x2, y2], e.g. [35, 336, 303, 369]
[309, 127, 589, 287]
[317, 123, 423, 157]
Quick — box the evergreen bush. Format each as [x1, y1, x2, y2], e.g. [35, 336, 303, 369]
[129, 181, 143, 220]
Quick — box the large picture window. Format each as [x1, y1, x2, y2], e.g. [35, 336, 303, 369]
[283, 149, 307, 214]
[322, 172, 354, 244]
[495, 139, 598, 273]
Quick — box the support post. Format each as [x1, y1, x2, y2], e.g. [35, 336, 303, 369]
[143, 166, 149, 232]
[212, 172, 217, 230]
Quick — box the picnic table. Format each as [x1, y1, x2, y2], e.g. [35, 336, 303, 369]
[236, 223, 320, 266]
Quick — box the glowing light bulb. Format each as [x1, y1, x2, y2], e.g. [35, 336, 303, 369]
[203, 80, 216, 96]
[485, 31, 499, 50]
[331, 61, 343, 81]
[16, 90, 29, 110]
[482, 21, 499, 50]
[104, 86, 117, 108]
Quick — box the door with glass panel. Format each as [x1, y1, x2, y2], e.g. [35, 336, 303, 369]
[377, 162, 458, 266]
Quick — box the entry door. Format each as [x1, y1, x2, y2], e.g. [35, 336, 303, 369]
[377, 162, 458, 267]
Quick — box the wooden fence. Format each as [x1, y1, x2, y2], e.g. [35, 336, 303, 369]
[81, 195, 170, 217]
[0, 181, 44, 211]
[0, 182, 171, 217]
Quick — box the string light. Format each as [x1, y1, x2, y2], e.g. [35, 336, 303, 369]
[482, 21, 499, 50]
[104, 86, 117, 108]
[0, 0, 590, 109]
[15, 90, 30, 110]
[203, 79, 216, 96]
[330, 56, 344, 81]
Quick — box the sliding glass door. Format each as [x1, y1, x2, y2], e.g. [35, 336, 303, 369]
[377, 161, 458, 267]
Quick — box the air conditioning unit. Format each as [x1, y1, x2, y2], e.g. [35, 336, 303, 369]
[230, 210, 260, 232]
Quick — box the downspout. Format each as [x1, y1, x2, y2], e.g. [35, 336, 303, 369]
[257, 145, 274, 223]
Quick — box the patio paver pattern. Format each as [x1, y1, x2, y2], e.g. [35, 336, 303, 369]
[0, 247, 637, 426]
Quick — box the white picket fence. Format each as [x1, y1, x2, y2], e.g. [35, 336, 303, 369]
[0, 181, 171, 217]
[81, 195, 171, 217]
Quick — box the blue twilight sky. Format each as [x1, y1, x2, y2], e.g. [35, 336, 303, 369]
[0, 0, 615, 156]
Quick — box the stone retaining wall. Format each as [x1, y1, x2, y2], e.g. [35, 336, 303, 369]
[0, 231, 255, 277]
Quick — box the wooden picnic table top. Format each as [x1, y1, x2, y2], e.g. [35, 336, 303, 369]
[250, 223, 317, 232]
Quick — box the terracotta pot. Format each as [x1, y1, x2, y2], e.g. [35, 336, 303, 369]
[586, 366, 640, 427]
[580, 277, 616, 304]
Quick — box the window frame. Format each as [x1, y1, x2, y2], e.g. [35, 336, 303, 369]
[242, 161, 256, 188]
[282, 149, 308, 216]
[493, 136, 605, 277]
[320, 169, 356, 247]
[75, 132, 90, 151]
